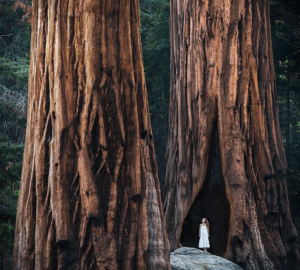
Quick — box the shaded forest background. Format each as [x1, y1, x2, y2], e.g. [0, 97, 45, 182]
[0, 0, 299, 267]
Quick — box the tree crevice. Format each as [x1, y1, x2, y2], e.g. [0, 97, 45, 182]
[180, 121, 230, 257]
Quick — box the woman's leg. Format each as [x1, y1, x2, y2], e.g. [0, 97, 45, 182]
[204, 248, 207, 252]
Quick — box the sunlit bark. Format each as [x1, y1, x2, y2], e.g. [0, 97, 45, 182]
[164, 0, 298, 269]
[14, 1, 170, 269]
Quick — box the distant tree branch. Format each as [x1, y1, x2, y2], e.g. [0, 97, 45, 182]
[0, 84, 27, 115]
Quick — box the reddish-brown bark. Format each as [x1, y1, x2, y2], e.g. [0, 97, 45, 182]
[14, 0, 170, 269]
[164, 0, 298, 269]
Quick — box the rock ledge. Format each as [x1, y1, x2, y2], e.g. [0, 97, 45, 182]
[170, 247, 243, 270]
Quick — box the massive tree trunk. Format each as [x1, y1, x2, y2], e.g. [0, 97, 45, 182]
[164, 0, 298, 269]
[14, 0, 170, 269]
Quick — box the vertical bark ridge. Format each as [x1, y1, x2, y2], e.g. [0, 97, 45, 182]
[14, 0, 170, 269]
[164, 0, 298, 269]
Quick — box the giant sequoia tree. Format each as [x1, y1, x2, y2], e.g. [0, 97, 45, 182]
[13, 0, 170, 269]
[163, 0, 298, 269]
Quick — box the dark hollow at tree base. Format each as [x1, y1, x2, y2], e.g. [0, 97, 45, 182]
[180, 122, 230, 256]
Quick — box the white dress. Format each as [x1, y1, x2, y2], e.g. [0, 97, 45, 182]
[198, 224, 210, 248]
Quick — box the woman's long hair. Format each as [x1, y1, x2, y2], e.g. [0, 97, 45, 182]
[203, 218, 209, 231]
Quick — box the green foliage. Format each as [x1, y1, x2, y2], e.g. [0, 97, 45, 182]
[0, 1, 30, 260]
[0, 138, 23, 189]
[140, 0, 170, 95]
[0, 221, 14, 255]
[0, 187, 17, 264]
[0, 57, 29, 87]
[270, 0, 300, 243]
[140, 0, 170, 186]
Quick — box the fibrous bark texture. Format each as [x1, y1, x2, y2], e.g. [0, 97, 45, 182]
[164, 0, 298, 269]
[14, 0, 170, 269]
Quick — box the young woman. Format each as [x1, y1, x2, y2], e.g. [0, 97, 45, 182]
[198, 218, 210, 252]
